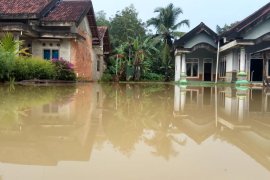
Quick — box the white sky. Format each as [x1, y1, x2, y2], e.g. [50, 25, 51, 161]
[92, 0, 270, 32]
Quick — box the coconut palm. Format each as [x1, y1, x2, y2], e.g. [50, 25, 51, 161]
[147, 3, 189, 81]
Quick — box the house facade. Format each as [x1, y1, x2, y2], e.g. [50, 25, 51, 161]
[174, 2, 270, 84]
[174, 23, 218, 83]
[0, 0, 110, 81]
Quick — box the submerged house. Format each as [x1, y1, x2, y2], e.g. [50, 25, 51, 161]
[0, 0, 110, 81]
[175, 2, 270, 84]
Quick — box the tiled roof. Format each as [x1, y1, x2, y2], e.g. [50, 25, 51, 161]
[42, 1, 91, 23]
[0, 0, 55, 15]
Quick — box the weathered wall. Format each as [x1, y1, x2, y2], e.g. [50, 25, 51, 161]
[92, 47, 105, 81]
[30, 39, 71, 61]
[220, 51, 237, 82]
[70, 17, 94, 81]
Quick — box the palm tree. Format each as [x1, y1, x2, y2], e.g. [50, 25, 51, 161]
[147, 3, 189, 81]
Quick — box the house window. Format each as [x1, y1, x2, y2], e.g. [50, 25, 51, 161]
[43, 49, 59, 60]
[219, 56, 227, 77]
[44, 49, 51, 60]
[52, 50, 59, 59]
[186, 59, 198, 77]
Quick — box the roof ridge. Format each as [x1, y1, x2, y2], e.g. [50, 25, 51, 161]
[222, 2, 270, 37]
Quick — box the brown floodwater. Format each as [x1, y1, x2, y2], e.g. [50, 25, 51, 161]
[0, 83, 269, 180]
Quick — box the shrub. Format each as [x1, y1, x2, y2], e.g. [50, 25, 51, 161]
[100, 71, 113, 82]
[12, 57, 56, 81]
[0, 50, 16, 82]
[52, 58, 76, 81]
[142, 72, 165, 81]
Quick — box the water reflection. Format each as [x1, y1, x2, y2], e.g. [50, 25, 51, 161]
[0, 84, 269, 179]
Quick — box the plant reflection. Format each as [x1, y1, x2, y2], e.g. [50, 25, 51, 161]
[0, 83, 269, 172]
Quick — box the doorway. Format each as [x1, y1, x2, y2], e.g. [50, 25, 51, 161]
[204, 63, 212, 81]
[250, 59, 263, 82]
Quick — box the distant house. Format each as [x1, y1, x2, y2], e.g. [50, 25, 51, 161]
[0, 0, 110, 81]
[174, 2, 270, 84]
[174, 23, 218, 83]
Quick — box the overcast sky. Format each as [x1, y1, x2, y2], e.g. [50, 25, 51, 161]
[92, 0, 269, 32]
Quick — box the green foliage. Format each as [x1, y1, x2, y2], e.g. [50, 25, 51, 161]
[100, 70, 113, 82]
[11, 57, 56, 81]
[0, 33, 29, 56]
[0, 48, 15, 81]
[96, 10, 111, 27]
[52, 59, 76, 81]
[142, 72, 165, 81]
[216, 21, 239, 35]
[110, 5, 146, 47]
[147, 3, 189, 81]
[0, 33, 76, 82]
[97, 3, 190, 82]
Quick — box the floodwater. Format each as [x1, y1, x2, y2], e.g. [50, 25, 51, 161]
[0, 83, 269, 180]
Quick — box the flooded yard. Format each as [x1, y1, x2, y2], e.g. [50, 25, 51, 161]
[0, 83, 269, 180]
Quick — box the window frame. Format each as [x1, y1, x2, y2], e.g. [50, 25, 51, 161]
[219, 56, 227, 78]
[52, 49, 60, 59]
[43, 49, 60, 60]
[186, 58, 199, 78]
[43, 49, 51, 60]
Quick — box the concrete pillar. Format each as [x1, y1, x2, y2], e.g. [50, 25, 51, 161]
[240, 47, 246, 72]
[181, 54, 186, 74]
[180, 54, 188, 84]
[175, 55, 181, 82]
[236, 47, 249, 86]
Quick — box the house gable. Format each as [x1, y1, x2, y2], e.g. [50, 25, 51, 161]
[222, 3, 270, 40]
[184, 32, 217, 49]
[243, 18, 270, 40]
[174, 22, 217, 49]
